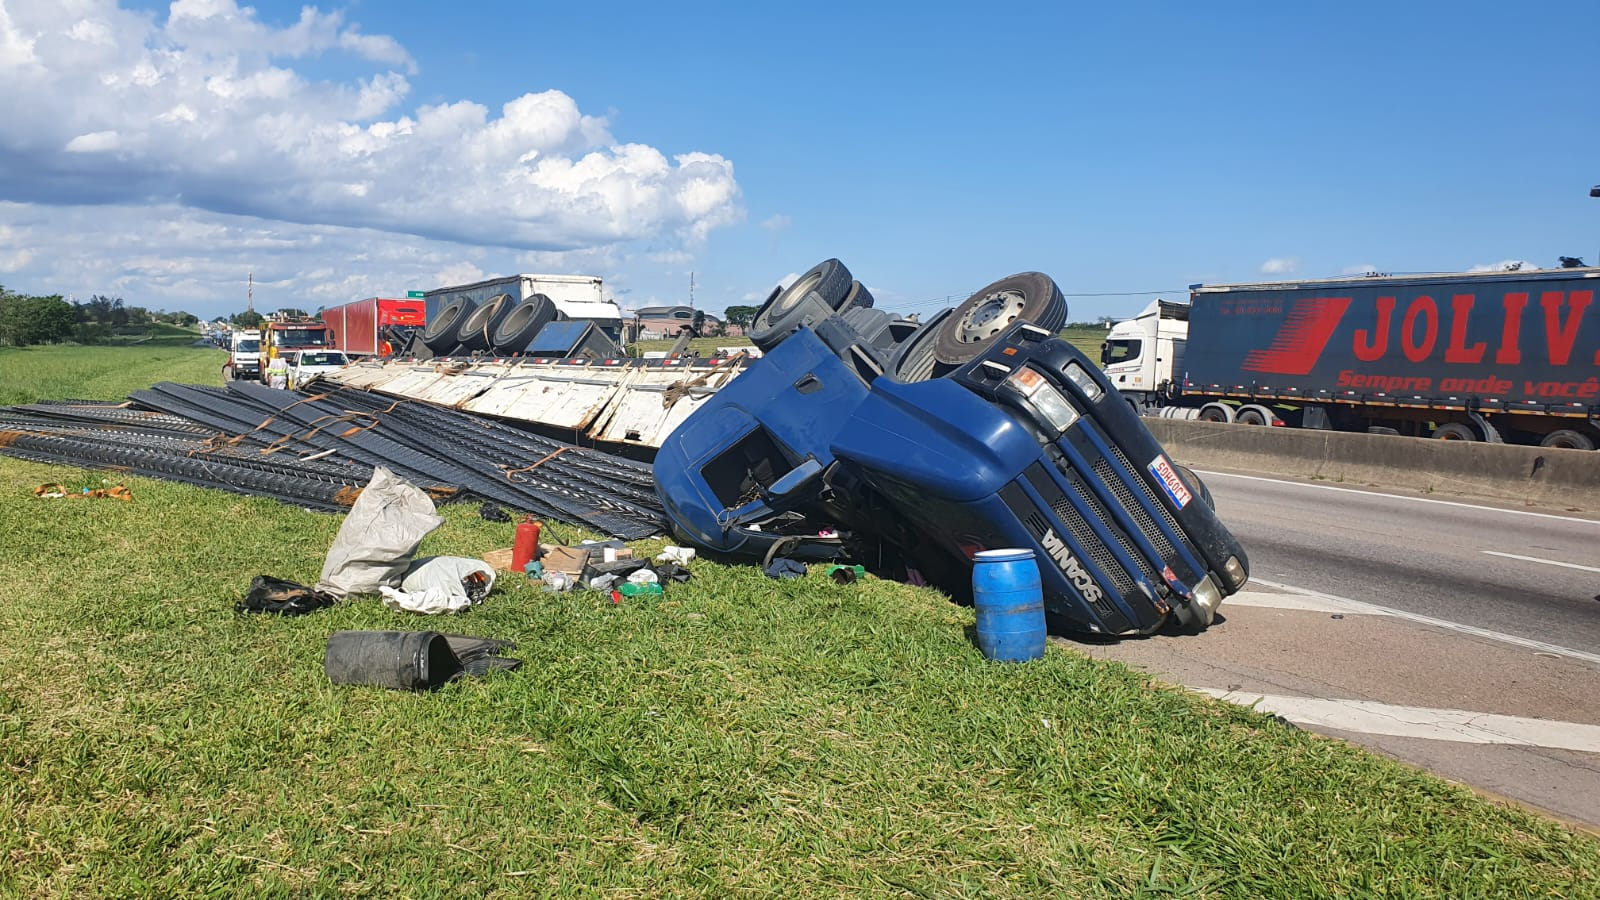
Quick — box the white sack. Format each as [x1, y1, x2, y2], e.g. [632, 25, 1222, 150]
[316, 467, 445, 599]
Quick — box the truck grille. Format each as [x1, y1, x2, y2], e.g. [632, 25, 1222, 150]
[1092, 447, 1179, 564]
[1016, 483, 1134, 634]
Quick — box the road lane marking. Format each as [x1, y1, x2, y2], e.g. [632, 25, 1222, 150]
[1224, 589, 1391, 615]
[1196, 470, 1600, 524]
[1248, 577, 1600, 667]
[1196, 688, 1600, 752]
[1481, 550, 1600, 574]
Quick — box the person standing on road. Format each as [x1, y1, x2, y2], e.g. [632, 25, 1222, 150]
[267, 354, 290, 390]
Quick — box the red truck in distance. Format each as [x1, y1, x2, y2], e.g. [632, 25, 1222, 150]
[321, 297, 426, 358]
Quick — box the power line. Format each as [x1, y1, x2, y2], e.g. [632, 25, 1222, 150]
[879, 287, 1183, 314]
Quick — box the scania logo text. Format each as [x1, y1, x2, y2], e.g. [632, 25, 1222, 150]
[1040, 529, 1105, 603]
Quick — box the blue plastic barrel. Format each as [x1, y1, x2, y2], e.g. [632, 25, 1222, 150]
[972, 548, 1046, 662]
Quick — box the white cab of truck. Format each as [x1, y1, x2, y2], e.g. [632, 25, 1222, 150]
[230, 329, 262, 380]
[1100, 299, 1189, 406]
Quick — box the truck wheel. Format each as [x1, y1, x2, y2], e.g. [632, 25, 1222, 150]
[841, 279, 874, 311]
[1235, 404, 1275, 426]
[455, 293, 517, 352]
[889, 308, 958, 383]
[1540, 429, 1597, 451]
[491, 294, 559, 355]
[1431, 423, 1477, 441]
[1197, 403, 1234, 423]
[931, 272, 1067, 366]
[748, 259, 854, 351]
[422, 297, 476, 352]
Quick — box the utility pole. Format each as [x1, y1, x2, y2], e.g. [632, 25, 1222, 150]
[689, 271, 695, 311]
[247, 272, 254, 314]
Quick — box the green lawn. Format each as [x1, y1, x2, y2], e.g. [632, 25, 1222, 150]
[2, 340, 1597, 897]
[0, 332, 226, 405]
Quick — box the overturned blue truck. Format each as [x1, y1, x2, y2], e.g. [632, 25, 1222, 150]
[652, 260, 1250, 637]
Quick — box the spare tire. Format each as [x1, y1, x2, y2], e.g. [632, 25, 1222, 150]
[748, 258, 854, 351]
[421, 297, 476, 352]
[454, 293, 517, 352]
[491, 294, 560, 355]
[932, 272, 1066, 366]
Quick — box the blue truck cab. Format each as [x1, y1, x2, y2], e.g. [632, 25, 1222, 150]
[654, 283, 1250, 636]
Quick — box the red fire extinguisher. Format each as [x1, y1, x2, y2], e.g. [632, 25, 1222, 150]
[512, 515, 542, 572]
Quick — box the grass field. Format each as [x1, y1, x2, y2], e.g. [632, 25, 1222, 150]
[2, 340, 1598, 896]
[0, 326, 226, 405]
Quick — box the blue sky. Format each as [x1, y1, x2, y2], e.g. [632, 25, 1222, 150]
[2, 0, 1597, 323]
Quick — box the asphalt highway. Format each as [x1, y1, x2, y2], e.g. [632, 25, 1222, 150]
[1200, 471, 1600, 656]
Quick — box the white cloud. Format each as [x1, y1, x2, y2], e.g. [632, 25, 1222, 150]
[0, 0, 742, 274]
[1340, 263, 1377, 276]
[760, 213, 791, 232]
[1468, 259, 1535, 273]
[1260, 257, 1299, 276]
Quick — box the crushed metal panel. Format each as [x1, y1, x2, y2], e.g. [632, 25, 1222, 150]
[591, 361, 748, 447]
[324, 362, 398, 390]
[462, 362, 631, 429]
[362, 365, 461, 398]
[407, 361, 510, 408]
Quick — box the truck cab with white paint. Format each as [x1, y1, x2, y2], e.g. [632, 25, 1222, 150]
[1101, 299, 1188, 411]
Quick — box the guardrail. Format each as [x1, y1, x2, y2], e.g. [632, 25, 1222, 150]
[1146, 419, 1600, 510]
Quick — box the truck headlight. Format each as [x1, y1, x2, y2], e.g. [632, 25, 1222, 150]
[1061, 361, 1104, 402]
[1005, 366, 1080, 433]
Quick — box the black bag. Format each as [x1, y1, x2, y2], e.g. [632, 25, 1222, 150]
[236, 576, 337, 616]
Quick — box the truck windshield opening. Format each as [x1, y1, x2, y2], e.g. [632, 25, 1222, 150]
[278, 329, 327, 346]
[1103, 338, 1142, 364]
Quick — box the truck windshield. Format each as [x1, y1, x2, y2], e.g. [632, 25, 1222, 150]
[277, 328, 327, 346]
[235, 340, 259, 352]
[1102, 338, 1142, 364]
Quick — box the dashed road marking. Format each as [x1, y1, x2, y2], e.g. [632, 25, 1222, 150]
[1246, 578, 1600, 667]
[1481, 550, 1600, 574]
[1197, 688, 1600, 752]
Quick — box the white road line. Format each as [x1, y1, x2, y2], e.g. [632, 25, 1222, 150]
[1224, 589, 1391, 615]
[1196, 688, 1600, 752]
[1195, 469, 1600, 524]
[1247, 577, 1600, 667]
[1481, 550, 1600, 574]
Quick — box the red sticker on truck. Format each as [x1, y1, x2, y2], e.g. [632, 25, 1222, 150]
[1147, 454, 1192, 509]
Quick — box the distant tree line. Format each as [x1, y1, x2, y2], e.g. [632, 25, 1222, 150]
[0, 284, 199, 347]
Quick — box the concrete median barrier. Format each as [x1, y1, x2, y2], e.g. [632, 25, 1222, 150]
[1146, 419, 1600, 510]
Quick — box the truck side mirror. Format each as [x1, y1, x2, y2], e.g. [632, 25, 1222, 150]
[1099, 342, 1110, 365]
[764, 457, 824, 498]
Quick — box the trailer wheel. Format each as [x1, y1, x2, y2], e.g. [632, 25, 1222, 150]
[1197, 403, 1234, 423]
[1540, 429, 1597, 451]
[455, 293, 517, 352]
[491, 294, 560, 355]
[1236, 404, 1275, 426]
[422, 297, 476, 352]
[932, 272, 1067, 366]
[1431, 423, 1477, 441]
[748, 259, 854, 351]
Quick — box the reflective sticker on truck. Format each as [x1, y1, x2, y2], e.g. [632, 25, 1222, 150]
[1147, 454, 1192, 509]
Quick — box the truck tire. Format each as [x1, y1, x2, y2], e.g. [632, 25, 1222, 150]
[931, 272, 1067, 366]
[748, 259, 854, 351]
[1235, 404, 1275, 426]
[1431, 422, 1477, 441]
[889, 308, 957, 383]
[841, 279, 874, 311]
[1540, 429, 1597, 451]
[455, 293, 517, 352]
[1197, 403, 1234, 423]
[422, 297, 476, 353]
[491, 294, 559, 355]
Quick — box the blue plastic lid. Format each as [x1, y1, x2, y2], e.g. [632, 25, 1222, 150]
[974, 548, 1034, 562]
